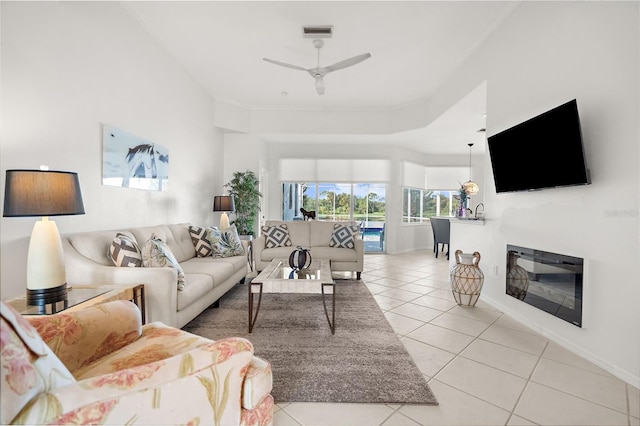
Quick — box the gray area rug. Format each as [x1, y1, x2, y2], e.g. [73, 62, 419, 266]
[183, 279, 438, 405]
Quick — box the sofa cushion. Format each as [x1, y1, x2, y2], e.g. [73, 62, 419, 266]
[176, 274, 215, 312]
[309, 246, 358, 262]
[265, 220, 311, 247]
[72, 321, 214, 380]
[207, 225, 244, 258]
[68, 230, 122, 266]
[329, 223, 360, 249]
[181, 258, 236, 286]
[167, 224, 199, 262]
[109, 232, 143, 267]
[309, 221, 341, 247]
[141, 235, 186, 291]
[261, 224, 293, 248]
[28, 300, 143, 375]
[188, 225, 214, 257]
[258, 246, 297, 263]
[215, 254, 250, 275]
[128, 224, 196, 264]
[130, 225, 169, 249]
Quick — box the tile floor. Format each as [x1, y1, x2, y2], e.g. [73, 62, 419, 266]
[273, 250, 640, 426]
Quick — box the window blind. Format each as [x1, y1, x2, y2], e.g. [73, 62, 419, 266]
[403, 161, 467, 190]
[280, 159, 389, 182]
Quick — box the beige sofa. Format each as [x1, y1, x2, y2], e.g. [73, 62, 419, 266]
[63, 223, 248, 328]
[252, 220, 363, 279]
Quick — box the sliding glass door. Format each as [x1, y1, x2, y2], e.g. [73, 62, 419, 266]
[317, 183, 350, 220]
[354, 183, 386, 252]
[283, 182, 386, 253]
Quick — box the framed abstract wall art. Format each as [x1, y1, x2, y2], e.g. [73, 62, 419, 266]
[102, 124, 169, 191]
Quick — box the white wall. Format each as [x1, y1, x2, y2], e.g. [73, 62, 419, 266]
[0, 2, 223, 299]
[222, 133, 264, 234]
[444, 1, 639, 386]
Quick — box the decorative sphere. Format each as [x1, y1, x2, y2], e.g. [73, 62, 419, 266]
[288, 247, 312, 270]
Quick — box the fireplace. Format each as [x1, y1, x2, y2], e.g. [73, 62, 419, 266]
[506, 245, 584, 327]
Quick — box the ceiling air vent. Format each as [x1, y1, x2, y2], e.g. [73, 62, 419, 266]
[302, 25, 333, 38]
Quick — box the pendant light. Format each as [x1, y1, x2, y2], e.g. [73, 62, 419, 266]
[463, 142, 479, 195]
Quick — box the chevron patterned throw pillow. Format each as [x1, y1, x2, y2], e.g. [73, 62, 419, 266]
[189, 225, 215, 257]
[109, 232, 143, 267]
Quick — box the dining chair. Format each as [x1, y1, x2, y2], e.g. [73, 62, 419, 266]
[430, 217, 450, 259]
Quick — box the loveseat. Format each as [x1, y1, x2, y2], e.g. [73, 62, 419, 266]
[63, 223, 248, 328]
[252, 220, 364, 279]
[1, 299, 273, 425]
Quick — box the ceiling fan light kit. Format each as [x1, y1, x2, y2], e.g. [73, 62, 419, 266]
[263, 34, 371, 95]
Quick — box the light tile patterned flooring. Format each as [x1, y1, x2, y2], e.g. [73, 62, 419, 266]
[273, 250, 640, 426]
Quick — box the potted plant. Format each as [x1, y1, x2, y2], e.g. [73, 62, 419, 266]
[224, 170, 262, 237]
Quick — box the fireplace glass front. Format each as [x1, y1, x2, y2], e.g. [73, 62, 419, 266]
[506, 245, 584, 327]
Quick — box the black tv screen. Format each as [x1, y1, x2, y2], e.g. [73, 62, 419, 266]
[488, 99, 591, 193]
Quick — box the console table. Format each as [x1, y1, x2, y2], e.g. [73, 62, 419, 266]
[4, 284, 146, 324]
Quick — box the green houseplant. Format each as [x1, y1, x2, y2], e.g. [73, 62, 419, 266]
[224, 170, 262, 236]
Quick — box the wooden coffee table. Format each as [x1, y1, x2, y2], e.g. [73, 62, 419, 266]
[248, 259, 336, 334]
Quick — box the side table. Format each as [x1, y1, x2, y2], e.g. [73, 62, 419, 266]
[4, 284, 146, 324]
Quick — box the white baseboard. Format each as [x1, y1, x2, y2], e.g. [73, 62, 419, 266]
[481, 294, 640, 389]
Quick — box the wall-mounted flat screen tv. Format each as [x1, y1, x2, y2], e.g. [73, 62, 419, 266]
[487, 99, 591, 193]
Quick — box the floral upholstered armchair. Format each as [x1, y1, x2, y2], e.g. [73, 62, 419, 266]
[1, 299, 273, 425]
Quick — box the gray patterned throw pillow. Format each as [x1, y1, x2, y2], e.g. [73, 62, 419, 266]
[189, 225, 215, 257]
[109, 232, 143, 267]
[329, 223, 359, 249]
[261, 224, 293, 248]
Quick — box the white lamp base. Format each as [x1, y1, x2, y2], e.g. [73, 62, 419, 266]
[26, 217, 68, 305]
[220, 212, 230, 230]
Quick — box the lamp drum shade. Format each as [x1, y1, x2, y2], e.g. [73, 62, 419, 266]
[213, 195, 234, 230]
[212, 195, 235, 213]
[3, 169, 85, 305]
[3, 169, 85, 217]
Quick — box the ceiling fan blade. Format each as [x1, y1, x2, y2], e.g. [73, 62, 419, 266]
[324, 53, 372, 73]
[263, 58, 307, 72]
[315, 77, 325, 95]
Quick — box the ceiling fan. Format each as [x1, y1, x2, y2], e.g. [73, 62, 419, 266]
[263, 39, 371, 95]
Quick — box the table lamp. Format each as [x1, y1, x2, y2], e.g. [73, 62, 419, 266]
[3, 168, 85, 305]
[213, 195, 235, 230]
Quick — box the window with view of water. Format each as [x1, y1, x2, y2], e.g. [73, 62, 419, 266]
[403, 188, 456, 223]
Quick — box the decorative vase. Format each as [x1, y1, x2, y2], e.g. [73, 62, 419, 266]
[506, 251, 530, 300]
[457, 202, 466, 218]
[288, 246, 311, 270]
[450, 250, 484, 307]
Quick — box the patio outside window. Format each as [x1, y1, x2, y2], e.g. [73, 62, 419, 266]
[282, 182, 386, 253]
